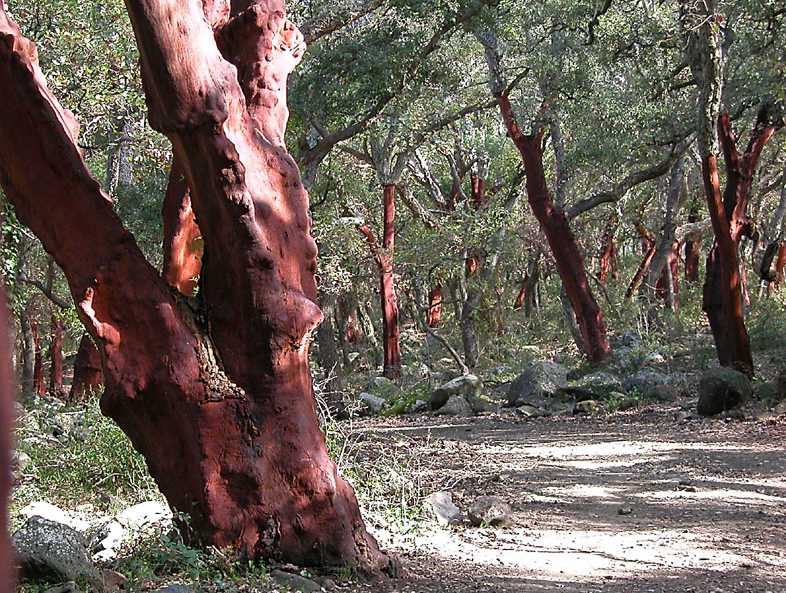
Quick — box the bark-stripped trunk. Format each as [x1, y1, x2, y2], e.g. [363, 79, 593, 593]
[513, 278, 527, 310]
[597, 220, 618, 285]
[48, 315, 64, 398]
[426, 285, 443, 327]
[0, 3, 392, 572]
[649, 156, 685, 311]
[773, 242, 786, 291]
[496, 96, 610, 362]
[701, 109, 782, 374]
[358, 184, 401, 380]
[69, 334, 103, 401]
[30, 322, 44, 397]
[162, 159, 203, 295]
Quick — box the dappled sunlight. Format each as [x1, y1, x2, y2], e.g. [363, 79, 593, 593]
[641, 487, 786, 506]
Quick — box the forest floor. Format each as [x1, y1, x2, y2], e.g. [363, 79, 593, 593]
[345, 406, 786, 593]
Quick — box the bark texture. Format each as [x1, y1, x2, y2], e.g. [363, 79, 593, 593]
[48, 315, 64, 398]
[0, 2, 391, 572]
[69, 334, 104, 401]
[30, 322, 44, 397]
[496, 97, 610, 362]
[162, 159, 203, 296]
[426, 285, 443, 327]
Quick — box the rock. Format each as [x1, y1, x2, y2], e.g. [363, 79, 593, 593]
[430, 374, 481, 410]
[358, 392, 385, 415]
[613, 331, 642, 350]
[641, 352, 666, 366]
[20, 502, 91, 533]
[617, 507, 633, 516]
[773, 401, 786, 416]
[153, 586, 195, 593]
[426, 491, 462, 526]
[574, 400, 601, 415]
[507, 361, 568, 407]
[434, 395, 473, 416]
[116, 501, 171, 531]
[468, 496, 512, 527]
[12, 450, 31, 473]
[697, 368, 752, 417]
[755, 381, 779, 403]
[775, 371, 786, 401]
[514, 404, 544, 418]
[43, 583, 75, 593]
[271, 569, 323, 592]
[367, 376, 400, 399]
[90, 520, 126, 562]
[13, 516, 101, 585]
[563, 371, 624, 400]
[102, 569, 127, 590]
[406, 399, 429, 414]
[623, 370, 675, 400]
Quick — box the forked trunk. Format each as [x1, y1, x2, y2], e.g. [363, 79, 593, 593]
[496, 96, 610, 362]
[0, 4, 392, 573]
[69, 334, 103, 401]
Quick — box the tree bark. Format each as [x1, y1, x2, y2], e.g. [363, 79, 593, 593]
[18, 303, 34, 396]
[496, 96, 610, 362]
[357, 183, 401, 379]
[684, 199, 702, 282]
[162, 158, 203, 296]
[0, 3, 392, 572]
[69, 334, 103, 401]
[30, 322, 44, 397]
[48, 315, 64, 398]
[597, 216, 618, 285]
[0, 276, 14, 590]
[426, 285, 443, 327]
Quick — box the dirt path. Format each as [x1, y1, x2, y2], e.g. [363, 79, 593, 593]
[346, 406, 786, 593]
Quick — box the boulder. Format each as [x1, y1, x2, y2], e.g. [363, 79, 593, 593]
[116, 501, 171, 531]
[697, 367, 752, 417]
[358, 392, 385, 415]
[623, 369, 674, 400]
[430, 374, 481, 410]
[153, 586, 195, 593]
[434, 395, 473, 416]
[13, 516, 101, 585]
[426, 491, 462, 526]
[507, 361, 568, 407]
[574, 400, 601, 415]
[367, 376, 400, 399]
[467, 496, 513, 527]
[270, 569, 323, 592]
[20, 502, 91, 533]
[562, 371, 624, 400]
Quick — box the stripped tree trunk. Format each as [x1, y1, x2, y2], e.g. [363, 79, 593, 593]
[426, 285, 443, 327]
[684, 198, 702, 282]
[18, 304, 34, 396]
[48, 315, 64, 398]
[30, 322, 44, 397]
[0, 3, 392, 572]
[162, 159, 203, 295]
[69, 334, 103, 401]
[597, 217, 618, 285]
[496, 99, 610, 362]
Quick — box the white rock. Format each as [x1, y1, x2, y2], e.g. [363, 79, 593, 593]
[116, 501, 171, 531]
[20, 501, 92, 533]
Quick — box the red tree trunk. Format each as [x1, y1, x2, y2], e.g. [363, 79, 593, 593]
[30, 322, 45, 397]
[470, 173, 486, 210]
[380, 184, 401, 378]
[0, 3, 392, 573]
[513, 277, 527, 310]
[69, 334, 104, 401]
[771, 241, 786, 293]
[702, 108, 782, 375]
[597, 224, 617, 284]
[497, 95, 610, 362]
[426, 285, 443, 327]
[162, 159, 203, 295]
[48, 315, 64, 398]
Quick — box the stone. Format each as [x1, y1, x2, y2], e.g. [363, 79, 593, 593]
[468, 496, 513, 527]
[13, 516, 101, 585]
[116, 501, 171, 531]
[697, 367, 752, 417]
[90, 520, 127, 562]
[20, 502, 91, 533]
[623, 369, 671, 398]
[270, 569, 323, 592]
[406, 399, 429, 414]
[153, 586, 195, 593]
[43, 583, 75, 593]
[434, 394, 473, 416]
[773, 401, 786, 416]
[12, 450, 31, 473]
[358, 392, 386, 415]
[430, 374, 481, 410]
[515, 404, 544, 418]
[507, 361, 568, 407]
[574, 400, 601, 415]
[426, 491, 462, 526]
[775, 371, 786, 401]
[563, 371, 624, 400]
[641, 352, 666, 366]
[367, 376, 400, 399]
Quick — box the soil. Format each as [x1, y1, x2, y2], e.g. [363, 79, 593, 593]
[345, 405, 786, 593]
